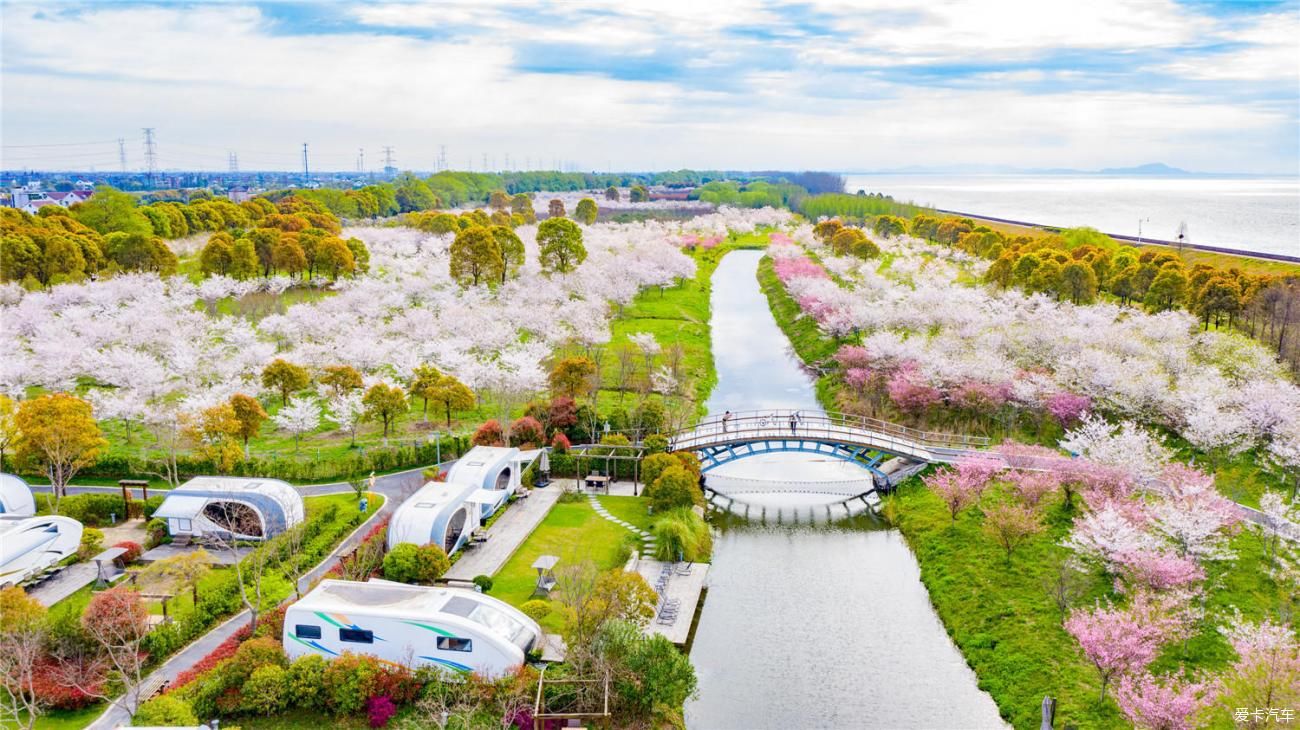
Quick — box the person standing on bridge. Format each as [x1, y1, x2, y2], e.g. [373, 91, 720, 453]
[789, 411, 800, 435]
[722, 411, 733, 433]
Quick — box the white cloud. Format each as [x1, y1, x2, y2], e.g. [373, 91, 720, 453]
[1, 1, 1295, 173]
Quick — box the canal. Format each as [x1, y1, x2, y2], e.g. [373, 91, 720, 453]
[685, 249, 1005, 729]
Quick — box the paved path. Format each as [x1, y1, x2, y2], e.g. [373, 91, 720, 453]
[85, 464, 433, 730]
[444, 486, 562, 581]
[28, 562, 97, 607]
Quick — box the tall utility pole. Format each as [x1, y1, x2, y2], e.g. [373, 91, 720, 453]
[117, 138, 127, 172]
[357, 147, 365, 173]
[301, 143, 309, 184]
[142, 127, 157, 185]
[228, 151, 239, 173]
[438, 145, 447, 172]
[482, 153, 488, 171]
[381, 145, 395, 177]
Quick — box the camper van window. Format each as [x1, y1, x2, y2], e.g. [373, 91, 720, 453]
[437, 636, 472, 652]
[177, 519, 192, 531]
[295, 624, 322, 639]
[339, 628, 374, 644]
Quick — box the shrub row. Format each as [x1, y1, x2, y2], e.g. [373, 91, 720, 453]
[20, 437, 473, 486]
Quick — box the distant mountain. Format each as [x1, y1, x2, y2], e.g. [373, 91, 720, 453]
[847, 162, 1205, 176]
[1097, 162, 1192, 176]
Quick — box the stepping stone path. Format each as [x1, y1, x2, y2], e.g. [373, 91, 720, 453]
[586, 492, 657, 554]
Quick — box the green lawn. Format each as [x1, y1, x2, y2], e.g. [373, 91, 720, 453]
[490, 497, 643, 631]
[595, 494, 654, 531]
[31, 705, 102, 730]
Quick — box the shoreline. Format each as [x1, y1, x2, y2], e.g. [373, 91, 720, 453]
[933, 207, 1300, 264]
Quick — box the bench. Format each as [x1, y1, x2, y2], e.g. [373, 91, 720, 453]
[138, 673, 171, 702]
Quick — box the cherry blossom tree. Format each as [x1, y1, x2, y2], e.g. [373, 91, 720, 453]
[328, 391, 365, 446]
[1216, 617, 1300, 727]
[923, 468, 981, 523]
[272, 397, 321, 452]
[1064, 596, 1179, 702]
[982, 502, 1043, 562]
[1064, 501, 1162, 571]
[1113, 670, 1216, 730]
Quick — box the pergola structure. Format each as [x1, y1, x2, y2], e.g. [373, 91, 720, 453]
[532, 667, 611, 730]
[568, 443, 647, 494]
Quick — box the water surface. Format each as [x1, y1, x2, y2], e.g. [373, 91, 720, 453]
[685, 250, 1005, 729]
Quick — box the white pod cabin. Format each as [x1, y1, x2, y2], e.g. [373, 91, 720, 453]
[0, 473, 37, 517]
[0, 515, 83, 586]
[152, 476, 305, 541]
[283, 579, 543, 676]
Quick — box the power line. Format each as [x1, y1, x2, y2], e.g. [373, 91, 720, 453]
[142, 127, 157, 183]
[1, 140, 118, 149]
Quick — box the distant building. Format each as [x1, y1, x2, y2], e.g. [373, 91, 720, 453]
[227, 186, 252, 202]
[8, 183, 93, 214]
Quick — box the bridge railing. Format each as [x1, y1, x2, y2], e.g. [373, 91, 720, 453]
[670, 409, 990, 452]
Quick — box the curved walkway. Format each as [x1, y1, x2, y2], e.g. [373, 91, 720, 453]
[586, 492, 657, 554]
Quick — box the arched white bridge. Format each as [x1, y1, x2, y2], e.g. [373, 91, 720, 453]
[668, 410, 990, 503]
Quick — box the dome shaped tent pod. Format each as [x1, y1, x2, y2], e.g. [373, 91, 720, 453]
[152, 476, 304, 542]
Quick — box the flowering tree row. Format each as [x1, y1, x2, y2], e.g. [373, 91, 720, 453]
[765, 228, 1300, 486]
[921, 417, 1299, 728]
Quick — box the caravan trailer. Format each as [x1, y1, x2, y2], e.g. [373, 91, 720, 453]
[0, 515, 83, 586]
[0, 473, 37, 516]
[283, 579, 543, 676]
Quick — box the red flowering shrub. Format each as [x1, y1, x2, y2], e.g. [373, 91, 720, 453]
[472, 419, 505, 447]
[31, 659, 101, 710]
[550, 432, 571, 453]
[169, 624, 252, 691]
[509, 417, 545, 448]
[367, 695, 397, 728]
[113, 540, 143, 564]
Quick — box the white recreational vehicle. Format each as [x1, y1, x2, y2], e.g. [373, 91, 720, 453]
[0, 473, 37, 516]
[152, 476, 305, 541]
[283, 579, 543, 676]
[0, 515, 84, 586]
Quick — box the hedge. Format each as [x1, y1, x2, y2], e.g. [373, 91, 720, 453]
[18, 436, 473, 486]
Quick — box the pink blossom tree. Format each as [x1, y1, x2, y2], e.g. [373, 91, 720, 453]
[1217, 617, 1300, 727]
[1005, 469, 1060, 508]
[1065, 597, 1178, 702]
[923, 468, 981, 523]
[1045, 391, 1092, 427]
[1113, 670, 1216, 730]
[982, 502, 1043, 562]
[1114, 550, 1205, 593]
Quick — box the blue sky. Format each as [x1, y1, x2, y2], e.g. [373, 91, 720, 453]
[2, 0, 1297, 173]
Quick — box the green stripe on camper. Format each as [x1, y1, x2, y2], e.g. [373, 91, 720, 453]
[315, 611, 348, 628]
[400, 620, 456, 637]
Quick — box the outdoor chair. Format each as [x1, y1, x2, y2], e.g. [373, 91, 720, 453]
[675, 562, 693, 576]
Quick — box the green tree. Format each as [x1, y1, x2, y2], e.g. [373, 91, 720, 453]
[574, 197, 599, 225]
[490, 225, 525, 283]
[646, 465, 701, 512]
[426, 373, 475, 428]
[320, 365, 363, 396]
[409, 364, 443, 422]
[629, 185, 649, 203]
[272, 237, 307, 277]
[315, 237, 355, 279]
[199, 232, 235, 276]
[133, 696, 198, 727]
[393, 172, 437, 212]
[537, 217, 586, 275]
[104, 232, 176, 274]
[70, 186, 151, 236]
[1143, 267, 1188, 312]
[345, 237, 370, 273]
[1059, 262, 1099, 304]
[41, 236, 87, 284]
[449, 225, 504, 287]
[488, 190, 511, 211]
[229, 237, 260, 279]
[248, 228, 280, 276]
[261, 359, 311, 405]
[604, 186, 620, 202]
[1194, 276, 1242, 329]
[362, 383, 407, 440]
[382, 542, 450, 584]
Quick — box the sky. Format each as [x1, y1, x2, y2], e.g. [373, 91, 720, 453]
[2, 0, 1298, 174]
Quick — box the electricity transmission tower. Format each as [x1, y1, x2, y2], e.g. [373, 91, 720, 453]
[228, 151, 239, 173]
[438, 145, 447, 172]
[142, 127, 157, 184]
[301, 143, 309, 184]
[357, 148, 365, 173]
[118, 138, 127, 172]
[382, 146, 395, 177]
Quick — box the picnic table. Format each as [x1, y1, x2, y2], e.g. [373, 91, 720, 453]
[584, 474, 610, 492]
